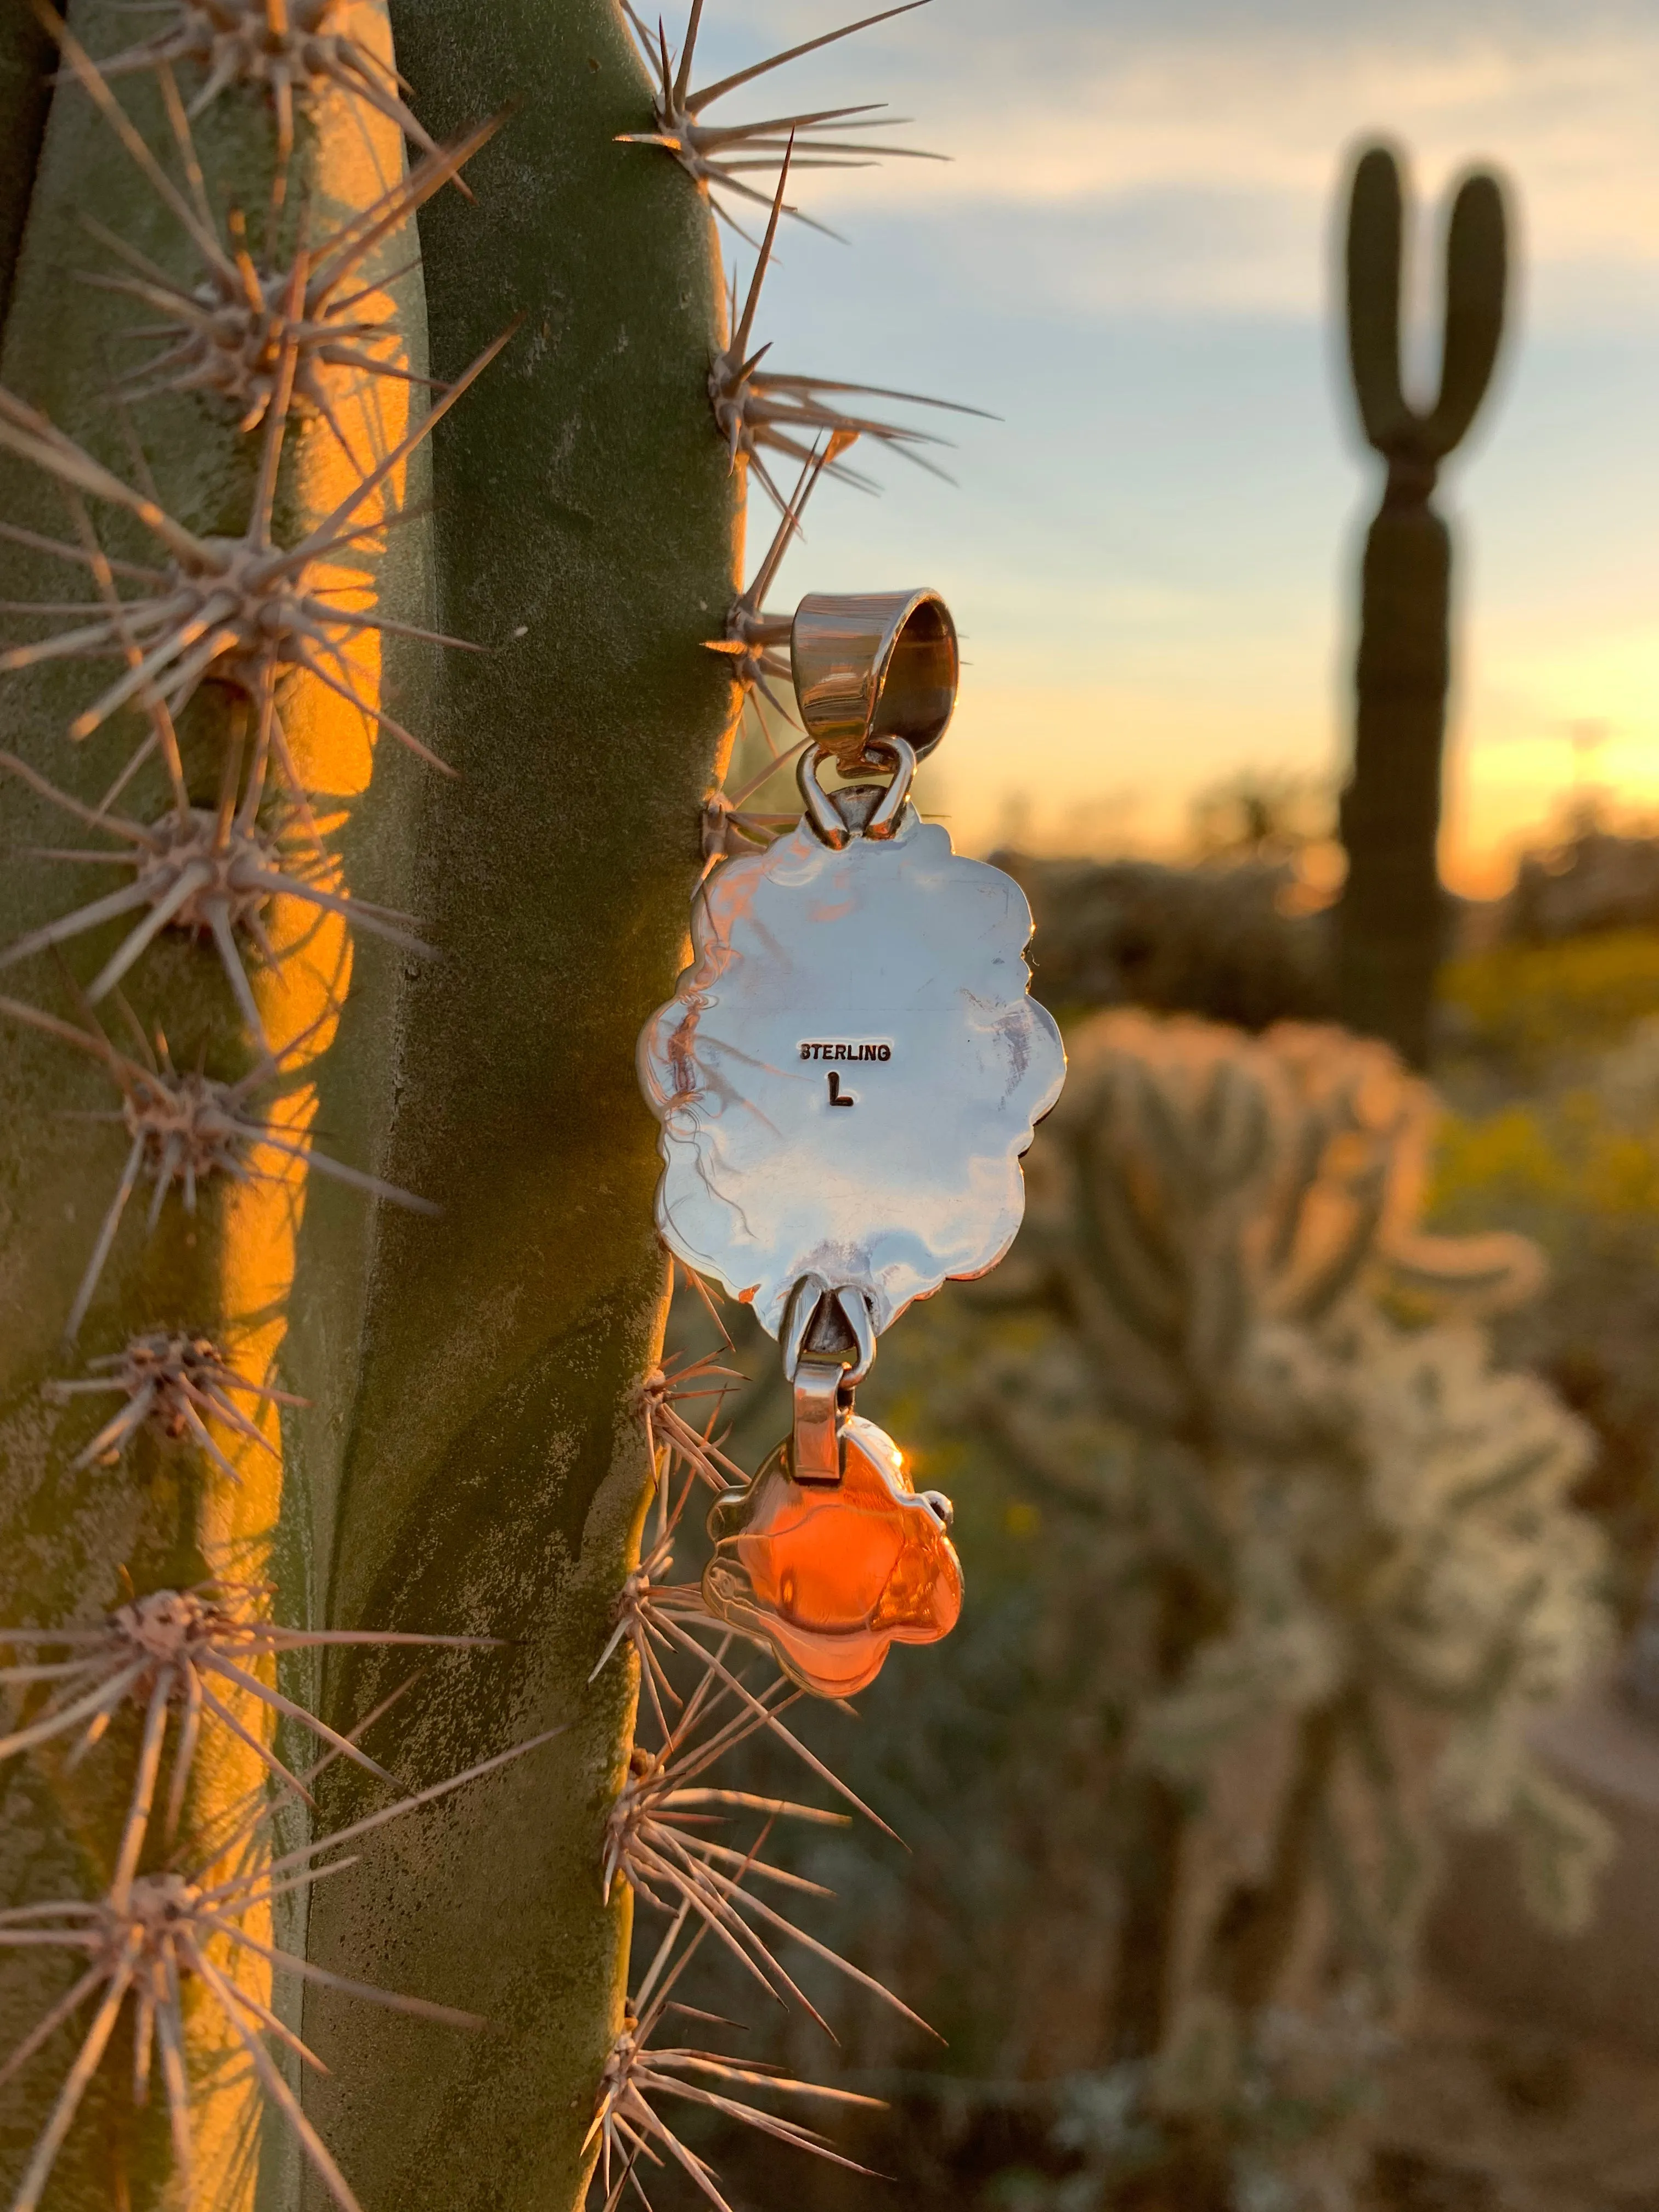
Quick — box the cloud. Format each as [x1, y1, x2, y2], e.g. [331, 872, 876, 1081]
[681, 0, 1659, 318]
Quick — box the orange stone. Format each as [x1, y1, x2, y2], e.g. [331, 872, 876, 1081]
[702, 1414, 963, 1696]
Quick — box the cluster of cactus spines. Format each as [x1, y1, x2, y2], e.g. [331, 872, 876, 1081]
[0, 1723, 558, 2212]
[587, 1909, 882, 2212]
[700, 446, 835, 857]
[63, 29, 500, 459]
[92, 0, 448, 181]
[1337, 142, 1509, 1069]
[601, 1678, 912, 2039]
[43, 1327, 304, 1482]
[0, 1584, 501, 1810]
[959, 1011, 1609, 2083]
[637, 1347, 748, 1494]
[708, 443, 826, 721]
[0, 0, 958, 2201]
[0, 747, 433, 1048]
[620, 0, 939, 235]
[710, 146, 983, 511]
[0, 990, 437, 1344]
[0, 330, 500, 777]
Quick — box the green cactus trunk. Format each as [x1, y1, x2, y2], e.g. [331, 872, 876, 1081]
[1336, 143, 1507, 1070]
[0, 1, 735, 2205]
[300, 3, 737, 2200]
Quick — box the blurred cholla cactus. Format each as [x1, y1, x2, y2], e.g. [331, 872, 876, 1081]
[669, 1013, 1608, 2209]
[968, 1012, 1611, 2053]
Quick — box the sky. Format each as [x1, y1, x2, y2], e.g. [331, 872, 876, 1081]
[678, 0, 1659, 890]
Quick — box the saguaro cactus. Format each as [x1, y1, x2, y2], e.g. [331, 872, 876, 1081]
[0, 1, 954, 2205]
[1338, 143, 1508, 1068]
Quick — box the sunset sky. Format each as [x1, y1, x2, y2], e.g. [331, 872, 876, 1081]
[692, 0, 1659, 890]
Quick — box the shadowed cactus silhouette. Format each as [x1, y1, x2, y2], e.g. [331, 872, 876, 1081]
[1338, 143, 1509, 1069]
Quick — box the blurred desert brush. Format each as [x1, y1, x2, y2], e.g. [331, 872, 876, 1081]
[1434, 1086, 1659, 1240]
[998, 851, 1337, 1033]
[1430, 994, 1659, 1630]
[1437, 929, 1659, 1081]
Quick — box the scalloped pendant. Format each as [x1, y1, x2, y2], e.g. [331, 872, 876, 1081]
[637, 592, 1065, 1694]
[637, 788, 1065, 1338]
[702, 1415, 963, 1698]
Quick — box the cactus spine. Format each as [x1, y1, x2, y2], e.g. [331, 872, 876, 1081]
[1338, 144, 1508, 1069]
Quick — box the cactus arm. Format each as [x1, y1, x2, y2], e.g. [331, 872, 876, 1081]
[1423, 172, 1507, 459]
[0, 8, 52, 330]
[295, 1, 738, 2205]
[0, 0, 733, 2203]
[1344, 145, 1411, 455]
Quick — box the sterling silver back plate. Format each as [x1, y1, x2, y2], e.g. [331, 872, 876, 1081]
[638, 805, 1066, 1338]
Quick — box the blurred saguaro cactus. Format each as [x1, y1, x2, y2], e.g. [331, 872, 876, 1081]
[1338, 143, 1509, 1068]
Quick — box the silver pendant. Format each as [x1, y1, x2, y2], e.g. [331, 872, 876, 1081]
[640, 709, 1064, 1337]
[639, 589, 1065, 1694]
